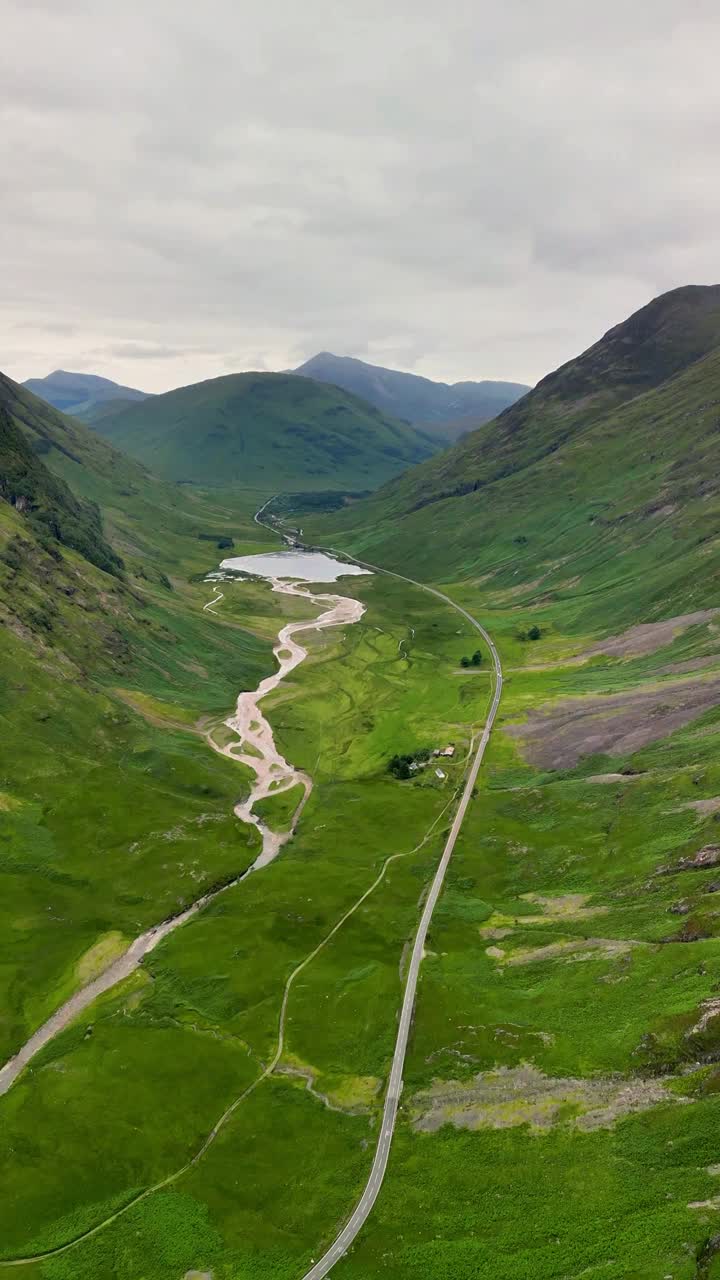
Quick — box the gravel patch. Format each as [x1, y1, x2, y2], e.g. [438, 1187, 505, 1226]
[504, 675, 720, 769]
[411, 1063, 683, 1133]
[584, 610, 719, 659]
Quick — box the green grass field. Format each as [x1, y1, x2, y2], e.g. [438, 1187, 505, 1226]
[6, 290, 720, 1279]
[7, 521, 720, 1279]
[0, 552, 494, 1279]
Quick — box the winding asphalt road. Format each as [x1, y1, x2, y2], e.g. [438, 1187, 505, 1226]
[255, 510, 503, 1280]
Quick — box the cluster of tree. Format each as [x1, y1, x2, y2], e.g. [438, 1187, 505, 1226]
[272, 489, 371, 516]
[460, 650, 483, 668]
[388, 748, 431, 780]
[197, 532, 235, 549]
[518, 624, 542, 641]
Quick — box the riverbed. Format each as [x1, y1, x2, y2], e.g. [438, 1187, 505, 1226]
[208, 572, 367, 868]
[0, 550, 369, 1098]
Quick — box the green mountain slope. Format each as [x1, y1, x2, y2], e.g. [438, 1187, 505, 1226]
[23, 369, 149, 417]
[89, 371, 438, 490]
[1, 373, 265, 588]
[294, 350, 529, 437]
[0, 371, 275, 682]
[0, 394, 120, 576]
[76, 396, 152, 426]
[308, 284, 720, 627]
[282, 284, 720, 1280]
[0, 369, 277, 1090]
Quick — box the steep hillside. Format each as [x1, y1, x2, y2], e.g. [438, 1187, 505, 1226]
[89, 371, 437, 490]
[295, 350, 529, 437]
[1, 373, 270, 584]
[0, 372, 276, 684]
[308, 284, 720, 631]
[0, 400, 120, 576]
[0, 367, 284, 1263]
[77, 396, 152, 426]
[357, 283, 720, 521]
[23, 369, 149, 418]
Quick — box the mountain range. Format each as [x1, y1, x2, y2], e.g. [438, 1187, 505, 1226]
[80, 371, 439, 491]
[24, 355, 529, 458]
[293, 352, 529, 437]
[22, 369, 150, 422]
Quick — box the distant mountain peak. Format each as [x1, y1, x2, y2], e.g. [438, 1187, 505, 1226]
[81, 369, 438, 491]
[533, 281, 720, 402]
[293, 351, 529, 439]
[22, 369, 150, 420]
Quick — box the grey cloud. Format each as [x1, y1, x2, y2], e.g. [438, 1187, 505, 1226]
[95, 343, 200, 361]
[2, 0, 720, 393]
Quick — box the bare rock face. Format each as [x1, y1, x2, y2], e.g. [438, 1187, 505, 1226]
[668, 900, 691, 916]
[663, 846, 720, 877]
[679, 845, 720, 870]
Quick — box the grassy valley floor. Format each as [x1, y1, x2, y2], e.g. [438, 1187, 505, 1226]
[306, 575, 720, 1280]
[0, 552, 493, 1279]
[8, 532, 720, 1280]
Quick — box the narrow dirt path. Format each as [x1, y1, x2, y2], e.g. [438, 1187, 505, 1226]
[202, 587, 224, 613]
[0, 785, 459, 1268]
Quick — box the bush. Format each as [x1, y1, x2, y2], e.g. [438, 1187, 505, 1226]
[461, 650, 483, 667]
[388, 748, 431, 780]
[1, 537, 26, 572]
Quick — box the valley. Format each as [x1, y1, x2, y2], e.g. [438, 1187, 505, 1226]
[0, 428, 494, 1276]
[0, 549, 371, 1102]
[4, 285, 720, 1280]
[7, 3, 720, 1274]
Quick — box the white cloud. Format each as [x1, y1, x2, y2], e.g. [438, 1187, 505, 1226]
[2, 0, 720, 392]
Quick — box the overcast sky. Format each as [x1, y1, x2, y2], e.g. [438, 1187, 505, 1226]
[3, 0, 720, 393]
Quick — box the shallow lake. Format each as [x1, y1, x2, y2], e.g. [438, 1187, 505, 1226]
[218, 549, 372, 582]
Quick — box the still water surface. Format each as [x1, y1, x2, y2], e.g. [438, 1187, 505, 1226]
[218, 549, 371, 582]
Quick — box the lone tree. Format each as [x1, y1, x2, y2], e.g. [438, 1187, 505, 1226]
[460, 655, 471, 668]
[528, 624, 541, 641]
